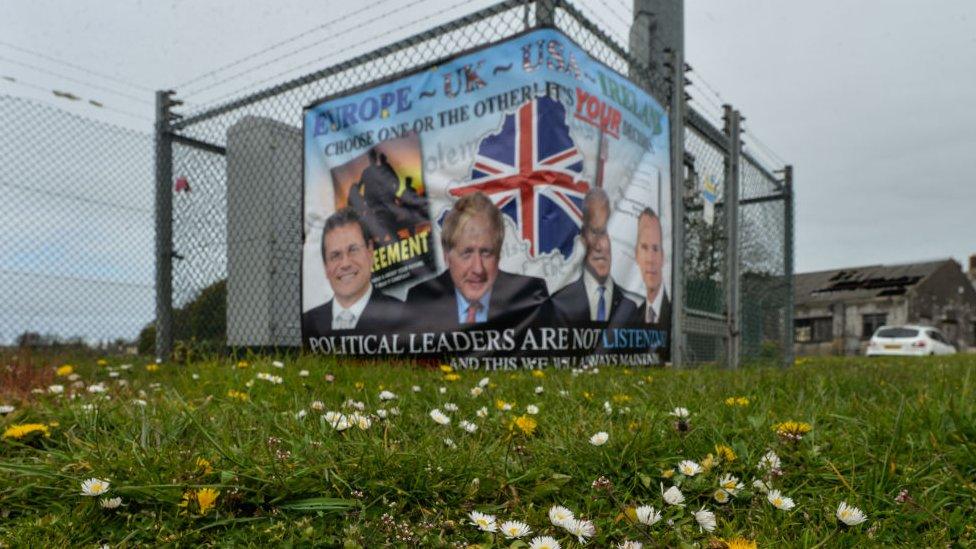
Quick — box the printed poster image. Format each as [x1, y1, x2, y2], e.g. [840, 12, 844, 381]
[302, 28, 672, 369]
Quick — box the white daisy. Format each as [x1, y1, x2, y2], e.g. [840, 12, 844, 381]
[108, 372, 120, 378]
[677, 460, 702, 476]
[836, 501, 867, 526]
[478, 377, 490, 388]
[131, 399, 147, 407]
[500, 519, 532, 538]
[429, 409, 451, 425]
[119, 364, 132, 370]
[295, 409, 307, 419]
[469, 510, 497, 532]
[87, 383, 107, 394]
[438, 387, 447, 394]
[298, 369, 309, 377]
[558, 390, 569, 397]
[758, 450, 781, 471]
[378, 390, 397, 401]
[635, 505, 661, 526]
[662, 484, 685, 506]
[534, 386, 544, 394]
[618, 541, 642, 549]
[604, 401, 613, 415]
[669, 407, 690, 418]
[80, 478, 110, 496]
[343, 399, 365, 411]
[388, 407, 400, 416]
[752, 478, 771, 494]
[526, 404, 539, 415]
[767, 489, 795, 510]
[476, 406, 488, 418]
[459, 420, 478, 433]
[713, 489, 730, 504]
[191, 373, 200, 380]
[48, 385, 64, 394]
[443, 402, 458, 412]
[528, 536, 561, 549]
[693, 507, 717, 532]
[375, 409, 388, 419]
[100, 497, 122, 509]
[470, 386, 484, 397]
[310, 400, 325, 411]
[0, 405, 14, 414]
[412, 385, 422, 392]
[324, 411, 351, 431]
[589, 431, 609, 446]
[718, 474, 743, 496]
[563, 518, 595, 543]
[272, 360, 285, 368]
[548, 505, 574, 527]
[443, 437, 456, 448]
[349, 412, 371, 430]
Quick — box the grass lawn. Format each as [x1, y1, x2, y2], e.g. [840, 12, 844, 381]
[0, 352, 974, 547]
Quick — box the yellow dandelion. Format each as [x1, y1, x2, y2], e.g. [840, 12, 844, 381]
[644, 375, 653, 383]
[56, 365, 74, 377]
[661, 469, 675, 479]
[195, 488, 219, 514]
[145, 364, 159, 372]
[495, 399, 513, 411]
[196, 457, 213, 474]
[774, 421, 812, 441]
[96, 359, 108, 366]
[531, 370, 546, 378]
[611, 394, 632, 404]
[2, 423, 51, 440]
[627, 420, 640, 431]
[510, 415, 538, 436]
[355, 381, 365, 390]
[715, 444, 736, 463]
[236, 360, 249, 369]
[439, 364, 453, 373]
[622, 368, 632, 375]
[701, 453, 716, 471]
[443, 373, 461, 382]
[582, 391, 593, 400]
[718, 538, 757, 549]
[226, 389, 249, 401]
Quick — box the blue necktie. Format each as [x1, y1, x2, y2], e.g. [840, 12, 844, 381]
[596, 286, 606, 321]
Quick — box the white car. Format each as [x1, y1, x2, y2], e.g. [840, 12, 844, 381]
[866, 325, 957, 357]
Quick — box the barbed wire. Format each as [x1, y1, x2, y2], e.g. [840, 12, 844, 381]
[0, 55, 151, 106]
[191, 0, 485, 110]
[181, 0, 450, 100]
[0, 76, 152, 122]
[0, 40, 153, 93]
[175, 0, 401, 91]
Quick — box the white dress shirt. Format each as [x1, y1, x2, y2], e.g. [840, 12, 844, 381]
[332, 285, 373, 330]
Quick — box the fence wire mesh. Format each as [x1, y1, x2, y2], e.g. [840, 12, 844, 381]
[0, 94, 154, 349]
[0, 1, 792, 366]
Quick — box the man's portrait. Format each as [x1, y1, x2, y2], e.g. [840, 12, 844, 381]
[302, 208, 402, 339]
[405, 192, 549, 330]
[550, 187, 637, 325]
[632, 206, 670, 327]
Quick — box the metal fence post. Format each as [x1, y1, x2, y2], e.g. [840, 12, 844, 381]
[154, 90, 174, 361]
[723, 106, 741, 368]
[668, 49, 686, 367]
[782, 165, 795, 367]
[536, 0, 556, 26]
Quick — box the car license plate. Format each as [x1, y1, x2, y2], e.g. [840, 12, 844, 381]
[883, 344, 900, 350]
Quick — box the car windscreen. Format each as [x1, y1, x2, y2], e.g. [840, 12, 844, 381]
[876, 328, 918, 338]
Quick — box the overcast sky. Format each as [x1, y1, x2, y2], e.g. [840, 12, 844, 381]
[2, 0, 975, 278]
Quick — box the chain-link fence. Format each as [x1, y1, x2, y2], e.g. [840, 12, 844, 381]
[0, 94, 154, 350]
[0, 1, 792, 366]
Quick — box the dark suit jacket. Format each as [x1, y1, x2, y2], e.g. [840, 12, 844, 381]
[302, 289, 403, 340]
[549, 275, 637, 328]
[633, 291, 671, 329]
[405, 269, 549, 331]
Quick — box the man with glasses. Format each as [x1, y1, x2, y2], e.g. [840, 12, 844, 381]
[302, 208, 402, 339]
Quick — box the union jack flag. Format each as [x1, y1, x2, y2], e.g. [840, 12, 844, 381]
[449, 96, 590, 258]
